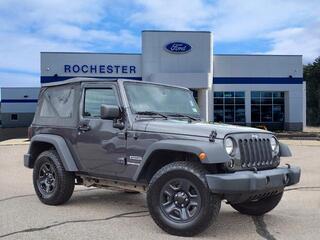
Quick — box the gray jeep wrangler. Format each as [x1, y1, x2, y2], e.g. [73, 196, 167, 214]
[24, 78, 301, 236]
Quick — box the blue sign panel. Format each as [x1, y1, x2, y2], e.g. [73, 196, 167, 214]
[165, 42, 192, 54]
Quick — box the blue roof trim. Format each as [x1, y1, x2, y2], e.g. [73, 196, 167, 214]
[213, 77, 303, 84]
[41, 76, 143, 84]
[41, 76, 303, 84]
[1, 99, 38, 103]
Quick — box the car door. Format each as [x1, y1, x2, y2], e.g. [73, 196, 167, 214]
[75, 83, 127, 176]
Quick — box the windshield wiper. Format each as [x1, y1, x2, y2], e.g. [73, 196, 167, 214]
[166, 113, 199, 121]
[135, 111, 168, 119]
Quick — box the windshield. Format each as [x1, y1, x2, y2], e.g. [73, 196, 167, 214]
[124, 82, 201, 119]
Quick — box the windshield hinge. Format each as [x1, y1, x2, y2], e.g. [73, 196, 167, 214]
[209, 130, 217, 142]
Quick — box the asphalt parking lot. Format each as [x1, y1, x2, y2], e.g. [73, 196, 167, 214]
[0, 141, 319, 240]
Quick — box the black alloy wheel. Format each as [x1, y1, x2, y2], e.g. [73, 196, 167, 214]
[160, 178, 201, 222]
[37, 161, 57, 196]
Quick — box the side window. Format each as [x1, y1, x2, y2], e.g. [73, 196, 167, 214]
[84, 88, 118, 117]
[39, 87, 75, 118]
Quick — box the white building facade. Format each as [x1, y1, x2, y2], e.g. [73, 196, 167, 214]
[39, 30, 305, 130]
[0, 88, 39, 127]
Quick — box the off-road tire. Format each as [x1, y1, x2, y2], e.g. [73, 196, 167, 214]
[147, 161, 221, 237]
[33, 150, 75, 205]
[231, 191, 284, 216]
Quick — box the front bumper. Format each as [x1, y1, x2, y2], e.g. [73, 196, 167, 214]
[206, 166, 301, 194]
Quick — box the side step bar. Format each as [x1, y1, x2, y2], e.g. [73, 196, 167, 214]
[78, 175, 147, 192]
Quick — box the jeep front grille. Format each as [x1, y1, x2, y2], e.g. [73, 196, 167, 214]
[238, 138, 273, 168]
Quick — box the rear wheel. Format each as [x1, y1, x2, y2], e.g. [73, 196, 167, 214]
[230, 191, 284, 216]
[33, 150, 75, 205]
[147, 161, 221, 236]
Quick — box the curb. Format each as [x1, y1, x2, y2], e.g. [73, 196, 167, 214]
[280, 139, 320, 146]
[0, 139, 30, 146]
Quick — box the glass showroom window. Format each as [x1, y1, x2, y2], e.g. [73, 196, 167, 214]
[251, 91, 285, 123]
[214, 91, 245, 123]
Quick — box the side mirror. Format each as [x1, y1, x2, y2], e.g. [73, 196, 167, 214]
[100, 104, 120, 120]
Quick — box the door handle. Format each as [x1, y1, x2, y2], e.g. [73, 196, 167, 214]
[78, 124, 91, 132]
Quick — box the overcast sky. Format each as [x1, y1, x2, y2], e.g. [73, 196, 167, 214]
[0, 0, 319, 87]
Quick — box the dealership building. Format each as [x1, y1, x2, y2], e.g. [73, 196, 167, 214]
[1, 30, 306, 130]
[0, 87, 39, 128]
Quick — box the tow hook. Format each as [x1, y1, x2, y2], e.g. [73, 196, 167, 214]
[283, 173, 290, 184]
[285, 163, 291, 169]
[266, 176, 270, 184]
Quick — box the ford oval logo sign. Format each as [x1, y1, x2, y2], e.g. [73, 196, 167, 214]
[165, 42, 192, 54]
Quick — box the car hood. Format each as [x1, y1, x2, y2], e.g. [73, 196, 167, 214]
[133, 119, 271, 139]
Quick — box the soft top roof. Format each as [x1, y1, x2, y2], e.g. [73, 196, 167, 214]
[41, 77, 119, 87]
[41, 77, 190, 91]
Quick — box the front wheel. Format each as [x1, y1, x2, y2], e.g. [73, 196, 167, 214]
[147, 161, 221, 237]
[230, 191, 284, 216]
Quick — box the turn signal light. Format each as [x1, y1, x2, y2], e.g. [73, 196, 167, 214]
[198, 152, 207, 161]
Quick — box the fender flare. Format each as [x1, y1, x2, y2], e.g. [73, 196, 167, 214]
[133, 139, 230, 181]
[279, 142, 292, 157]
[28, 134, 79, 171]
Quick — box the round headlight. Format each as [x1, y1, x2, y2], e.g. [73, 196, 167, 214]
[225, 137, 234, 155]
[270, 137, 279, 154]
